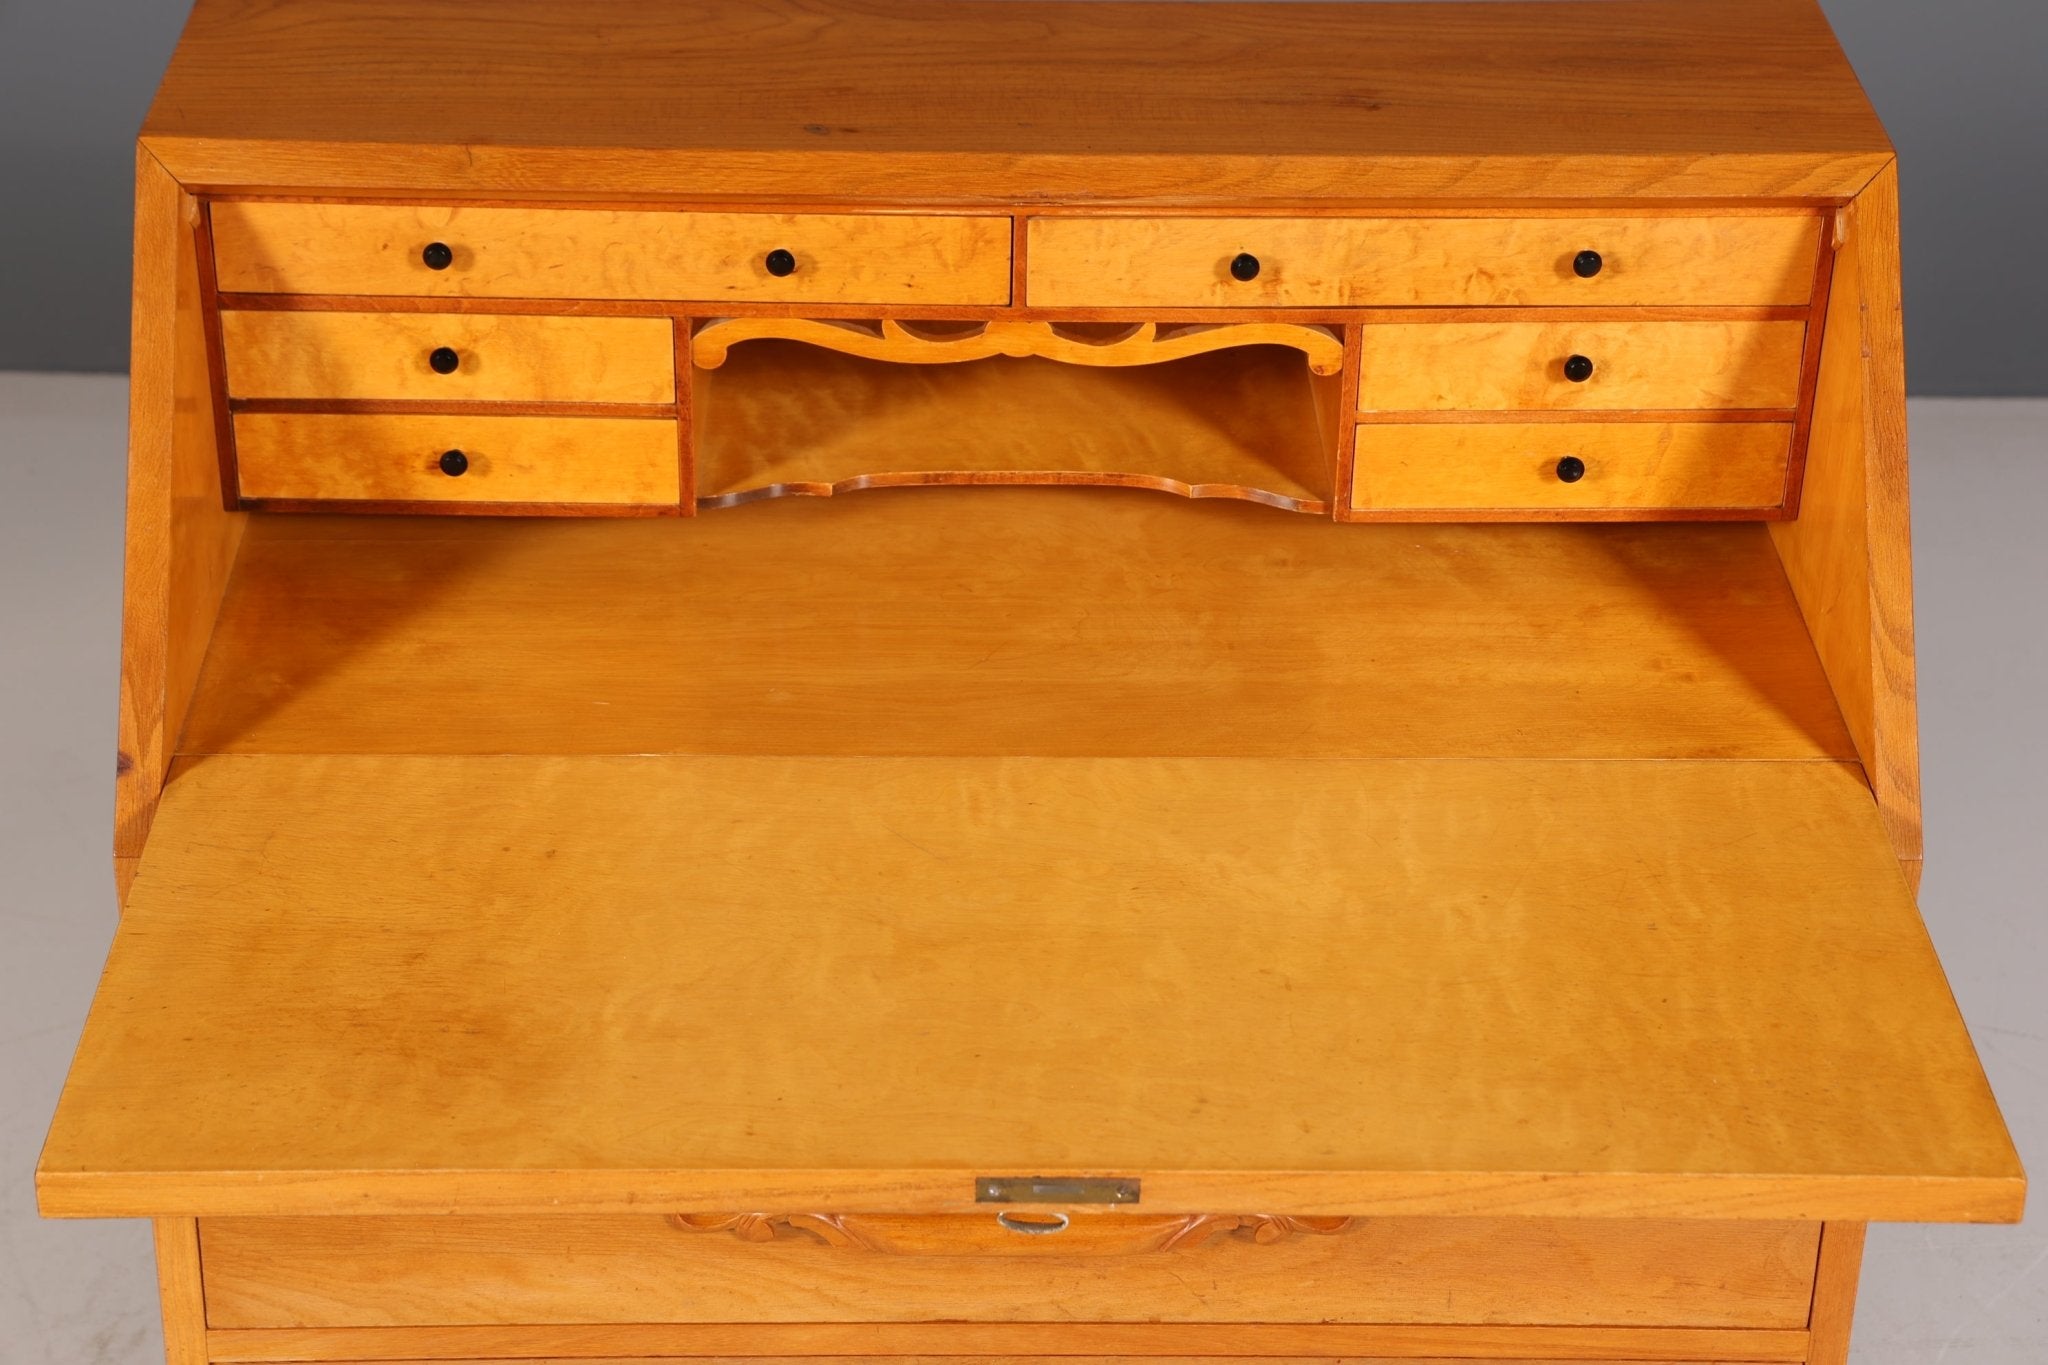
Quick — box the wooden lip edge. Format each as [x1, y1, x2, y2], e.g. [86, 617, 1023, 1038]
[34, 1168, 2027, 1223]
[140, 134, 1896, 202]
[228, 398, 680, 419]
[234, 498, 683, 518]
[202, 1323, 1816, 1363]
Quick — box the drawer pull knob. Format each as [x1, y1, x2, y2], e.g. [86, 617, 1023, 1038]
[428, 346, 461, 375]
[764, 248, 798, 277]
[438, 448, 469, 477]
[1555, 455, 1587, 483]
[1573, 249, 1605, 278]
[1563, 354, 1596, 383]
[1229, 251, 1262, 282]
[997, 1211, 1071, 1235]
[421, 241, 454, 271]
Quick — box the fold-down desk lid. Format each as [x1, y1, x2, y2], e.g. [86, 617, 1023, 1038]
[40, 752, 2022, 1222]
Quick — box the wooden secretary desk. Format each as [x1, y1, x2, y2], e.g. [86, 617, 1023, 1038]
[38, 2, 2025, 1364]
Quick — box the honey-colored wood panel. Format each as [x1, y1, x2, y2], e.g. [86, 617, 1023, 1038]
[1806, 1223, 1867, 1365]
[155, 1219, 207, 1365]
[1769, 165, 1921, 864]
[176, 495, 1855, 762]
[233, 414, 678, 505]
[143, 0, 1891, 201]
[1357, 321, 1806, 412]
[1027, 216, 1822, 309]
[39, 754, 2021, 1220]
[114, 149, 247, 860]
[1352, 423, 1791, 514]
[221, 312, 675, 403]
[203, 1323, 1814, 1364]
[199, 1214, 1817, 1329]
[695, 342, 1329, 512]
[210, 203, 1012, 304]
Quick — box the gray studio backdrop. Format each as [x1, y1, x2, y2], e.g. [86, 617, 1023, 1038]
[0, 0, 2043, 394]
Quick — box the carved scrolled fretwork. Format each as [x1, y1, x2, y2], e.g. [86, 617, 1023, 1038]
[690, 317, 1345, 375]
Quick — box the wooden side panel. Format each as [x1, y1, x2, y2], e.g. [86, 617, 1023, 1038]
[1805, 1222, 1867, 1365]
[154, 1217, 207, 1365]
[1769, 161, 1921, 863]
[114, 147, 246, 861]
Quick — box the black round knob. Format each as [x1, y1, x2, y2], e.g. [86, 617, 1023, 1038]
[764, 248, 797, 277]
[1555, 455, 1587, 484]
[438, 448, 469, 477]
[428, 346, 460, 375]
[421, 241, 454, 271]
[1564, 354, 1596, 383]
[1573, 249, 1604, 279]
[1229, 251, 1261, 282]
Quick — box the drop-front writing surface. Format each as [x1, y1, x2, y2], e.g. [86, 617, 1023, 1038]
[43, 3, 2020, 1364]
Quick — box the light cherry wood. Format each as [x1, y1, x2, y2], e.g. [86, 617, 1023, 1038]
[177, 497, 1856, 762]
[198, 1214, 1818, 1329]
[141, 0, 1891, 202]
[694, 343, 1330, 511]
[690, 317, 1344, 374]
[1769, 165, 1922, 865]
[114, 149, 246, 861]
[155, 1218, 207, 1365]
[210, 202, 1013, 304]
[39, 752, 2020, 1220]
[221, 311, 676, 403]
[1352, 423, 1791, 515]
[202, 1323, 1814, 1363]
[1027, 215, 1824, 309]
[233, 413, 679, 506]
[208, 1357, 1773, 1365]
[1805, 1223, 1867, 1365]
[1356, 321, 1806, 413]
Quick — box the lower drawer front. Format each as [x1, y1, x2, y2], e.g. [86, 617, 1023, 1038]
[234, 413, 679, 506]
[199, 1214, 1819, 1329]
[1352, 422, 1793, 514]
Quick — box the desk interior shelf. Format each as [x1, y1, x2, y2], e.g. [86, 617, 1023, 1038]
[692, 330, 1339, 513]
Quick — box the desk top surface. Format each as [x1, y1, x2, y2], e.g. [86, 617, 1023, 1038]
[143, 0, 1892, 201]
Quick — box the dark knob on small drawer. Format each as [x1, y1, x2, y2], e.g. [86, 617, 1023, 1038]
[422, 241, 454, 271]
[1564, 354, 1596, 383]
[1573, 249, 1604, 278]
[1229, 251, 1262, 282]
[764, 248, 798, 277]
[1555, 455, 1587, 484]
[438, 448, 469, 477]
[428, 346, 460, 375]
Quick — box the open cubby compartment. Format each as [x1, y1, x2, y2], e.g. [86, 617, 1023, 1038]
[689, 318, 1347, 512]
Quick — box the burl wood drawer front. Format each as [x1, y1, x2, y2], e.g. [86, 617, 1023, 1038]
[1352, 422, 1794, 514]
[1357, 321, 1807, 413]
[233, 413, 678, 506]
[1025, 215, 1822, 308]
[221, 311, 677, 404]
[211, 202, 1014, 304]
[198, 1214, 1820, 1329]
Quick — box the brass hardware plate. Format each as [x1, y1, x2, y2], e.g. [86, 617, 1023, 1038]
[975, 1176, 1140, 1204]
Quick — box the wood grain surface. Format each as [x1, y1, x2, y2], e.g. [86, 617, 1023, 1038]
[143, 0, 1890, 200]
[1356, 322, 1806, 413]
[38, 753, 2020, 1220]
[221, 311, 677, 404]
[1351, 423, 1791, 514]
[1027, 215, 1824, 309]
[197, 1213, 1819, 1328]
[176, 493, 1856, 762]
[211, 202, 1012, 304]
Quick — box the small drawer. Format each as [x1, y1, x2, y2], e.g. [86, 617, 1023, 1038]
[1352, 422, 1793, 515]
[1357, 320, 1806, 412]
[211, 202, 1014, 305]
[233, 413, 678, 507]
[198, 1213, 1820, 1329]
[221, 311, 677, 404]
[1025, 215, 1822, 308]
